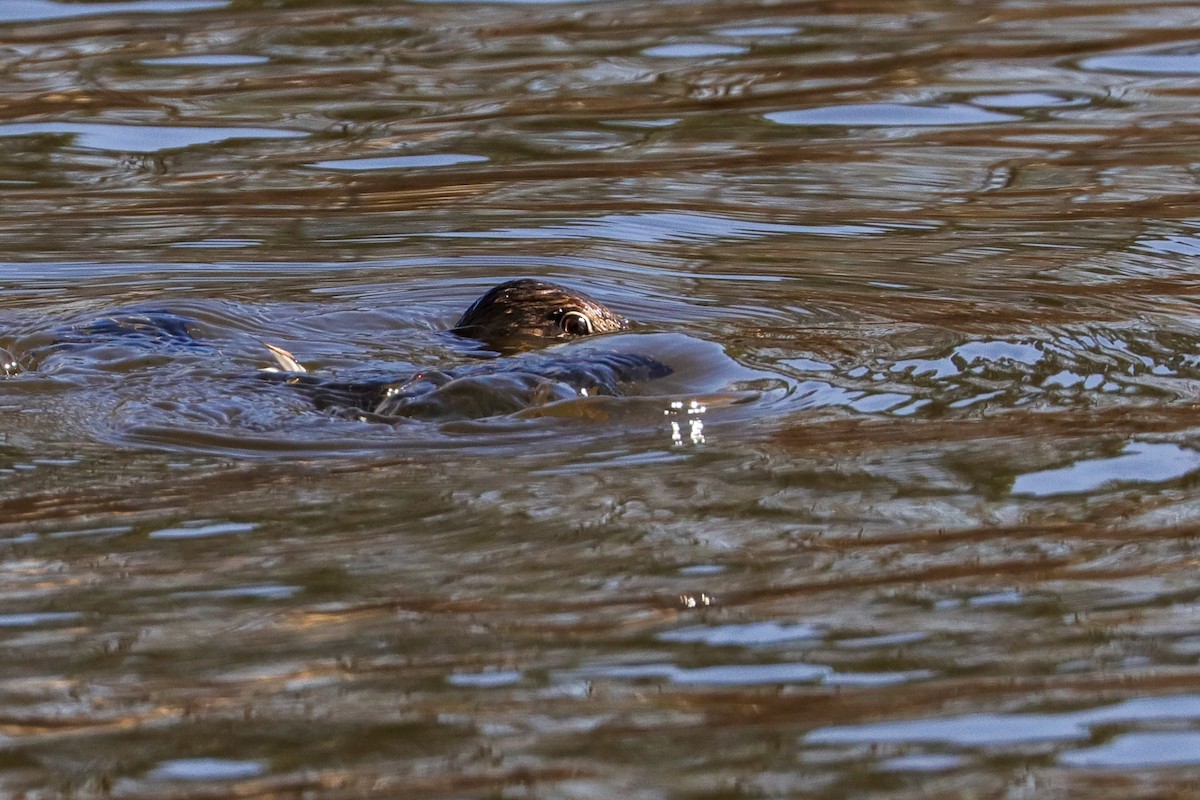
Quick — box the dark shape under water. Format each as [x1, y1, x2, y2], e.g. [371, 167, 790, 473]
[55, 311, 208, 352]
[40, 279, 672, 422]
[268, 279, 668, 421]
[292, 349, 672, 421]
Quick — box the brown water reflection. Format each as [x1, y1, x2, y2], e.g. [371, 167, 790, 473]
[6, 0, 1200, 797]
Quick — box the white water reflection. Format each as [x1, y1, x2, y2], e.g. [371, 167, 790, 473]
[714, 26, 799, 37]
[658, 621, 822, 646]
[430, 212, 899, 244]
[148, 521, 258, 539]
[1010, 442, 1200, 497]
[767, 103, 1019, 127]
[642, 43, 748, 58]
[0, 0, 225, 22]
[140, 54, 269, 67]
[147, 758, 265, 781]
[576, 662, 832, 685]
[169, 584, 298, 600]
[972, 92, 1089, 109]
[0, 612, 83, 627]
[1080, 52, 1200, 75]
[573, 661, 931, 687]
[0, 122, 305, 153]
[447, 670, 524, 688]
[807, 694, 1200, 747]
[311, 153, 489, 171]
[1060, 731, 1200, 768]
[878, 754, 967, 772]
[1135, 230, 1200, 256]
[170, 238, 263, 249]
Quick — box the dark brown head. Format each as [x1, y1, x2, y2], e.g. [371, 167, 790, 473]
[452, 279, 628, 351]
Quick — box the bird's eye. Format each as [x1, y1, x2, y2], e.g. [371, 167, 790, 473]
[559, 310, 594, 336]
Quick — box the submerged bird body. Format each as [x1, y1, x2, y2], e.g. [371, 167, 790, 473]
[44, 279, 664, 422]
[268, 279, 666, 420]
[296, 349, 669, 420]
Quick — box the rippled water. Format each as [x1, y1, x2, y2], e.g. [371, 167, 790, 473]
[6, 0, 1200, 797]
